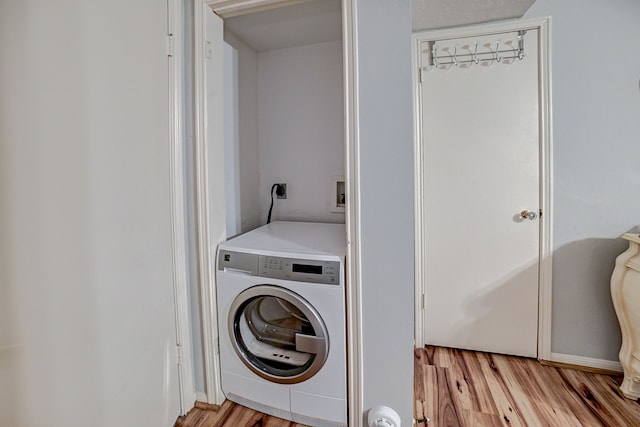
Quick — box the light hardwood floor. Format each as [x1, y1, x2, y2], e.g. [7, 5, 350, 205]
[175, 399, 307, 427]
[176, 346, 640, 427]
[416, 346, 640, 427]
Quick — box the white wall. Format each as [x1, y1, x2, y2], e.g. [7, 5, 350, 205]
[356, 0, 415, 425]
[524, 0, 640, 362]
[224, 30, 261, 234]
[224, 42, 242, 237]
[257, 41, 345, 224]
[0, 1, 181, 425]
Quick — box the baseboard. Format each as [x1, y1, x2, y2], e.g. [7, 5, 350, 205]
[547, 352, 622, 374]
[194, 400, 221, 412]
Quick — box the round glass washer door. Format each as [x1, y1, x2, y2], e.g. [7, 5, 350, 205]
[228, 285, 329, 384]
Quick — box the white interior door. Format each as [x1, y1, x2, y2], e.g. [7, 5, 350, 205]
[420, 28, 540, 358]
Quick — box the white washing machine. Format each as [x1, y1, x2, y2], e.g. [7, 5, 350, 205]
[216, 221, 347, 427]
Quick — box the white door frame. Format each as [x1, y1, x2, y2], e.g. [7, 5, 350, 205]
[193, 1, 364, 424]
[341, 1, 363, 425]
[412, 17, 553, 360]
[193, 0, 225, 405]
[168, 0, 196, 414]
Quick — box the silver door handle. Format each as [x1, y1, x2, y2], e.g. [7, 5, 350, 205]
[295, 333, 326, 355]
[521, 209, 538, 221]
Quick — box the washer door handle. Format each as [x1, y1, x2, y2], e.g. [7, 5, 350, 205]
[295, 333, 326, 355]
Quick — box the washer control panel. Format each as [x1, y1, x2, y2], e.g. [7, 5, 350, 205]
[259, 255, 341, 285]
[217, 250, 341, 286]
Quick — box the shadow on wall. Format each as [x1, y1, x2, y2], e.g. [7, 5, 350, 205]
[551, 237, 631, 360]
[451, 236, 632, 361]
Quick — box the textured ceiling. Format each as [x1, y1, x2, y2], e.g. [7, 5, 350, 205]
[412, 0, 536, 31]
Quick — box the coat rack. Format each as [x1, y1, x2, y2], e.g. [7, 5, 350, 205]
[429, 30, 527, 69]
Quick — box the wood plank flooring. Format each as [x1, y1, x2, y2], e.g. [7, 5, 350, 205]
[416, 346, 640, 427]
[175, 399, 309, 427]
[176, 346, 640, 427]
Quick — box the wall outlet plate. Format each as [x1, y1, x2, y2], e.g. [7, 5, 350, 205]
[276, 183, 287, 199]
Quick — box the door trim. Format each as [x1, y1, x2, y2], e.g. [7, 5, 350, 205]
[412, 17, 553, 361]
[342, 1, 363, 426]
[168, 0, 195, 414]
[193, 0, 363, 421]
[194, 0, 226, 405]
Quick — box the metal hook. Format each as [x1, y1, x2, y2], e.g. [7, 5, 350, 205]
[473, 42, 479, 64]
[495, 40, 502, 62]
[452, 45, 458, 67]
[508, 41, 518, 63]
[432, 44, 438, 68]
[517, 30, 525, 60]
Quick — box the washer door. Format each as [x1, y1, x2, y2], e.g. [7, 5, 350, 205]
[228, 285, 329, 384]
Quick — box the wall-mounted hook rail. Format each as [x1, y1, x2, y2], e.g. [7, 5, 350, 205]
[427, 30, 527, 69]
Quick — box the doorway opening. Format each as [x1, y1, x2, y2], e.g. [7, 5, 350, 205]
[190, 1, 362, 425]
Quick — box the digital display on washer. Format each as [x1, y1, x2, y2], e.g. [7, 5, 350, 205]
[292, 263, 323, 275]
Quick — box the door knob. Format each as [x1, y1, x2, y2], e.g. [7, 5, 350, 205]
[521, 209, 538, 221]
